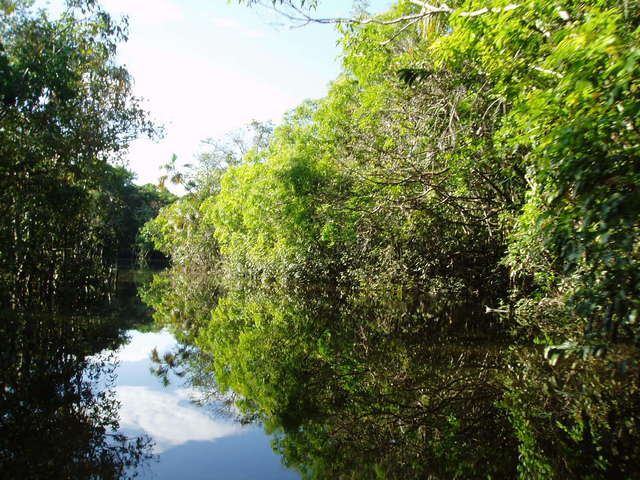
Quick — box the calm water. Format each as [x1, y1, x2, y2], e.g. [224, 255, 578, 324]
[0, 271, 298, 479]
[110, 329, 298, 480]
[5, 268, 632, 478]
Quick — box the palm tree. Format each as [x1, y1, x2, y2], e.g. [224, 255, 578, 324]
[158, 154, 191, 190]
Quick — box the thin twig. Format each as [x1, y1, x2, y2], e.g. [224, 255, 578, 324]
[268, 1, 521, 28]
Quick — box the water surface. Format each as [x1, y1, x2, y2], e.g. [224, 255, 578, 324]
[0, 271, 298, 479]
[111, 328, 298, 480]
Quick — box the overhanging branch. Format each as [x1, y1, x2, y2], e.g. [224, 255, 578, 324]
[262, 1, 521, 28]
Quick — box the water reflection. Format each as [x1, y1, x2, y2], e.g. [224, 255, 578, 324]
[191, 287, 519, 479]
[110, 328, 299, 480]
[139, 270, 522, 479]
[154, 280, 640, 480]
[112, 330, 242, 453]
[1, 270, 299, 480]
[117, 386, 241, 452]
[0, 311, 153, 479]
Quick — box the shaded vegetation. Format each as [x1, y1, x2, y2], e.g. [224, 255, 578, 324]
[0, 292, 156, 479]
[0, 2, 165, 478]
[0, 0, 165, 311]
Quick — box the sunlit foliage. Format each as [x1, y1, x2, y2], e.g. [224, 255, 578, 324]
[145, 0, 640, 477]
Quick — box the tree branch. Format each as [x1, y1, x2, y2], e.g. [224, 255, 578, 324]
[260, 1, 521, 28]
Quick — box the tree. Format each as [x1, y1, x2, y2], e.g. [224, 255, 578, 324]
[140, 121, 275, 343]
[0, 0, 156, 310]
[158, 153, 185, 190]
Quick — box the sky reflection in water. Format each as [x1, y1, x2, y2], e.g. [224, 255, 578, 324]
[111, 330, 298, 479]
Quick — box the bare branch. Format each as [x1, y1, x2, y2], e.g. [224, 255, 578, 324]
[258, 1, 521, 28]
[380, 16, 422, 46]
[272, 3, 435, 27]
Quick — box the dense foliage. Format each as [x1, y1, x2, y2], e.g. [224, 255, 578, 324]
[0, 2, 175, 478]
[0, 0, 161, 311]
[145, 0, 640, 478]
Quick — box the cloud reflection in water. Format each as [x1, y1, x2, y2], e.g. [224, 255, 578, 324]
[116, 385, 242, 453]
[116, 330, 176, 363]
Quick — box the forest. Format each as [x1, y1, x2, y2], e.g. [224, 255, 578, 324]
[2, 0, 640, 478]
[0, 1, 171, 475]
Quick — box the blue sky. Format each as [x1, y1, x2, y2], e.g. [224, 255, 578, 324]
[44, 0, 393, 188]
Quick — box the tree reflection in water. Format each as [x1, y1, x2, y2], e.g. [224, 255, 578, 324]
[146, 271, 640, 479]
[0, 309, 154, 479]
[145, 274, 517, 479]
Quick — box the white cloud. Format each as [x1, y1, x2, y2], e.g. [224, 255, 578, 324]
[211, 16, 269, 38]
[116, 386, 243, 453]
[246, 29, 268, 38]
[173, 387, 200, 402]
[211, 17, 241, 29]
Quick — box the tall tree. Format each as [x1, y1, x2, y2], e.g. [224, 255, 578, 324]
[0, 0, 156, 310]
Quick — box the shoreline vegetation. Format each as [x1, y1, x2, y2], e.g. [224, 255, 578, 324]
[1, 2, 167, 476]
[2, 0, 640, 478]
[143, 1, 640, 477]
